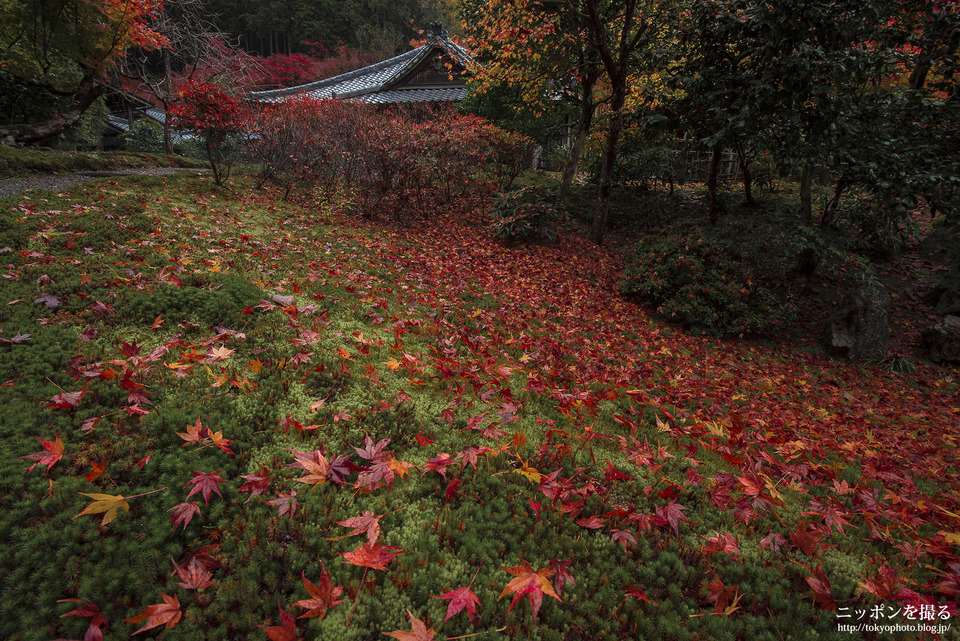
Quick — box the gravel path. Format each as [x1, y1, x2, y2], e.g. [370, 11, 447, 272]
[0, 167, 203, 200]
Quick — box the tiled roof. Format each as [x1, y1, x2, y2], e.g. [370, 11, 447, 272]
[106, 116, 133, 132]
[363, 87, 468, 104]
[104, 113, 191, 144]
[250, 28, 471, 106]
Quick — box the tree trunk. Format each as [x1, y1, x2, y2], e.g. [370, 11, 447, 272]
[555, 73, 596, 207]
[799, 161, 814, 224]
[734, 140, 755, 206]
[0, 84, 103, 146]
[820, 176, 848, 229]
[706, 143, 722, 223]
[590, 88, 626, 245]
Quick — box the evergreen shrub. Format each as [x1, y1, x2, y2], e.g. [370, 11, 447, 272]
[487, 186, 559, 243]
[620, 228, 796, 337]
[120, 118, 165, 153]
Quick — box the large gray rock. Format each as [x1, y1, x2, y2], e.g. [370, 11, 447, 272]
[930, 266, 960, 317]
[919, 224, 960, 266]
[823, 285, 891, 360]
[923, 316, 960, 363]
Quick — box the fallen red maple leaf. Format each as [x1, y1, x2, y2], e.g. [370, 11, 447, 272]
[287, 448, 330, 486]
[333, 510, 383, 545]
[260, 605, 300, 641]
[176, 416, 207, 446]
[58, 598, 106, 641]
[21, 434, 65, 473]
[123, 593, 181, 635]
[47, 387, 86, 409]
[549, 559, 576, 597]
[168, 502, 201, 531]
[341, 542, 403, 570]
[268, 491, 298, 517]
[805, 573, 837, 610]
[622, 584, 652, 602]
[701, 530, 741, 560]
[83, 458, 107, 482]
[498, 559, 561, 620]
[172, 557, 214, 591]
[208, 429, 234, 455]
[653, 500, 689, 535]
[431, 585, 481, 624]
[293, 565, 344, 620]
[423, 452, 453, 479]
[238, 464, 272, 499]
[790, 522, 829, 557]
[430, 561, 482, 623]
[184, 470, 225, 506]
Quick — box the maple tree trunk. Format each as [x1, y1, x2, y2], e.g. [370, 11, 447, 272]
[706, 143, 722, 223]
[556, 74, 596, 207]
[590, 89, 626, 245]
[0, 83, 103, 146]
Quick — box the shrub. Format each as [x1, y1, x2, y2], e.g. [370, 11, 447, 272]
[169, 79, 248, 185]
[487, 186, 559, 244]
[247, 99, 533, 216]
[120, 118, 165, 153]
[620, 229, 796, 337]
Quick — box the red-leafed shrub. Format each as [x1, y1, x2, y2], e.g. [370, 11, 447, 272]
[256, 53, 322, 90]
[254, 47, 371, 90]
[169, 80, 249, 185]
[247, 98, 534, 218]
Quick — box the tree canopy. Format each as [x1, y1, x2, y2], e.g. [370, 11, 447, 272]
[0, 0, 166, 143]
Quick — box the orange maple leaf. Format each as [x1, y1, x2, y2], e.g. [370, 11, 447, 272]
[287, 448, 330, 486]
[382, 610, 435, 641]
[84, 457, 107, 482]
[498, 559, 561, 619]
[177, 417, 207, 446]
[208, 429, 234, 455]
[123, 593, 181, 635]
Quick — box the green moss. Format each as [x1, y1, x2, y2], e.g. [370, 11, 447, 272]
[123, 274, 264, 328]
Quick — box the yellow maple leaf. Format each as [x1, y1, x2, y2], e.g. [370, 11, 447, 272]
[73, 492, 129, 526]
[208, 345, 234, 361]
[515, 465, 541, 484]
[938, 531, 960, 545]
[706, 421, 728, 439]
[655, 414, 672, 432]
